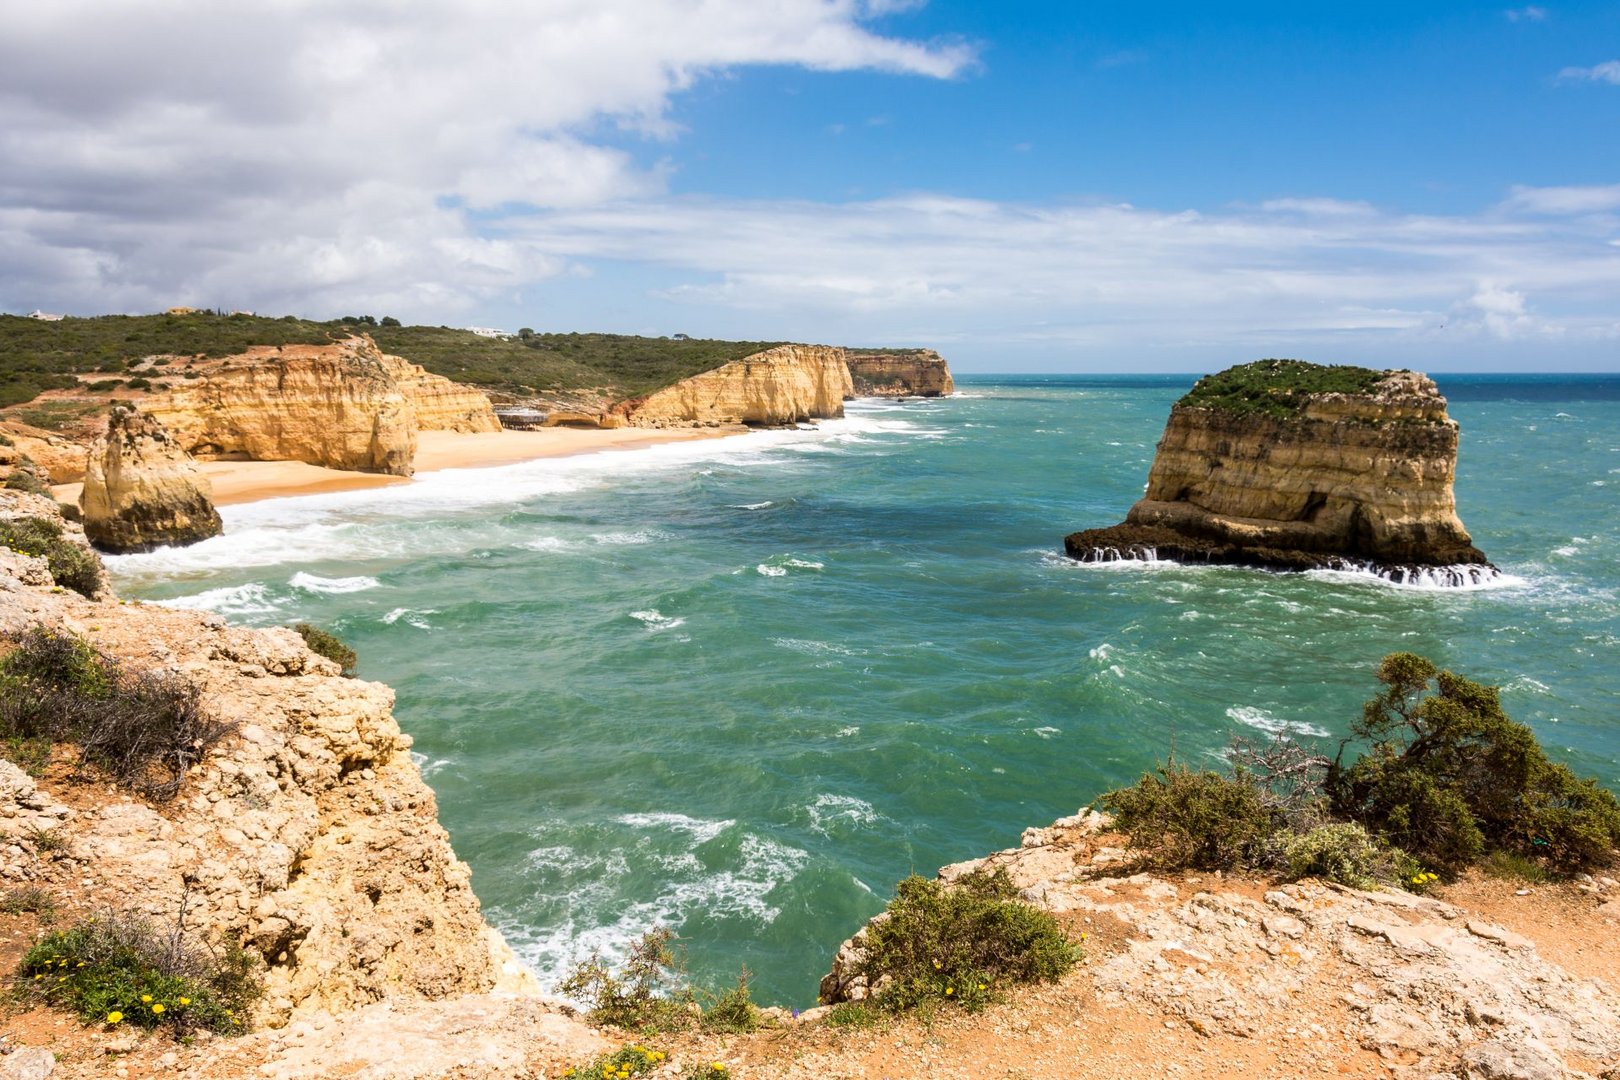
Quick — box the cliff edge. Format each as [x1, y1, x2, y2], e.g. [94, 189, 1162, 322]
[846, 350, 955, 397]
[611, 344, 855, 428]
[1065, 359, 1493, 583]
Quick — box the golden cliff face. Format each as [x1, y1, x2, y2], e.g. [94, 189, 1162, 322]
[611, 344, 855, 428]
[143, 336, 499, 474]
[1066, 364, 1491, 578]
[80, 406, 222, 552]
[846, 351, 955, 397]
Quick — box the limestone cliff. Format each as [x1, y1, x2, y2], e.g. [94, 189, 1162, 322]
[1065, 360, 1492, 582]
[0, 490, 539, 1029]
[141, 336, 500, 475]
[79, 405, 222, 553]
[846, 350, 955, 397]
[610, 344, 854, 428]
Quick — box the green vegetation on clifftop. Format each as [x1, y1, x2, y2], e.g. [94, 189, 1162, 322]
[0, 312, 785, 407]
[1178, 358, 1390, 418]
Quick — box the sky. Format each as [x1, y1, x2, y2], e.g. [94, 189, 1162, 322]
[2, 1, 1618, 372]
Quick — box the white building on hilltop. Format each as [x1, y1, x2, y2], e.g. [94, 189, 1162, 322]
[28, 310, 64, 321]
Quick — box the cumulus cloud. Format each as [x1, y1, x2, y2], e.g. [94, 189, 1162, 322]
[1502, 183, 1620, 214]
[1504, 6, 1548, 22]
[1557, 60, 1620, 83]
[0, 0, 971, 316]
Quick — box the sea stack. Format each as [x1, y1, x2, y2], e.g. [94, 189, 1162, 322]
[1064, 359, 1493, 584]
[80, 405, 223, 552]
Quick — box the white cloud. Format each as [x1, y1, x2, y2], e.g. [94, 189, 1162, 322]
[0, 0, 970, 316]
[1557, 60, 1620, 83]
[1505, 6, 1548, 22]
[1502, 183, 1620, 214]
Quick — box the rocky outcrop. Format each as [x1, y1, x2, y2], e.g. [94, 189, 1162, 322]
[142, 336, 500, 475]
[610, 344, 854, 428]
[1065, 360, 1492, 582]
[822, 810, 1620, 1078]
[846, 350, 955, 397]
[0, 493, 540, 1029]
[78, 405, 222, 553]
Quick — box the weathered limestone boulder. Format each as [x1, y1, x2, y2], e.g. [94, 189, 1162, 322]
[1065, 360, 1492, 582]
[143, 337, 420, 475]
[611, 344, 855, 428]
[0, 421, 88, 483]
[79, 406, 222, 552]
[846, 350, 955, 397]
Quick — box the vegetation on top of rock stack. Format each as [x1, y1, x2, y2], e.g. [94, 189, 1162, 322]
[0, 312, 786, 411]
[0, 625, 234, 800]
[0, 515, 102, 596]
[293, 623, 358, 677]
[1177, 358, 1391, 418]
[1100, 653, 1620, 886]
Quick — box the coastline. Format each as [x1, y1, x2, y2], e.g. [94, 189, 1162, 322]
[51, 424, 747, 509]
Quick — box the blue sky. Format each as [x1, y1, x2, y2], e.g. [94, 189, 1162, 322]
[3, 1, 1617, 371]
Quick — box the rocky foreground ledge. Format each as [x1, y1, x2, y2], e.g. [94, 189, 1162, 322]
[1067, 360, 1495, 584]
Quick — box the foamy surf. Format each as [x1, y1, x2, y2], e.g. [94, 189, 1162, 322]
[290, 571, 380, 594]
[629, 609, 685, 631]
[153, 582, 281, 616]
[1226, 705, 1332, 739]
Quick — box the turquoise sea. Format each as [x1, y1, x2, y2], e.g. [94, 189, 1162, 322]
[106, 374, 1620, 1006]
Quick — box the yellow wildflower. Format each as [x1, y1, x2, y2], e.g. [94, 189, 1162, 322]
[179, 997, 191, 1006]
[152, 1003, 166, 1015]
[141, 994, 153, 1003]
[945, 987, 954, 996]
[106, 1011, 123, 1024]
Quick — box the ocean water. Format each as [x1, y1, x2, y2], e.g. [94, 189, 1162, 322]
[106, 374, 1620, 1006]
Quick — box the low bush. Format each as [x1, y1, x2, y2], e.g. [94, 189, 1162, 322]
[699, 968, 758, 1033]
[1277, 822, 1415, 889]
[15, 908, 261, 1035]
[292, 623, 357, 676]
[558, 928, 695, 1032]
[3, 457, 48, 495]
[852, 867, 1080, 1014]
[559, 1043, 666, 1079]
[0, 516, 102, 596]
[1100, 763, 1278, 871]
[0, 625, 234, 800]
[0, 886, 58, 921]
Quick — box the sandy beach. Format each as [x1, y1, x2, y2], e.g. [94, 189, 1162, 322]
[52, 425, 747, 509]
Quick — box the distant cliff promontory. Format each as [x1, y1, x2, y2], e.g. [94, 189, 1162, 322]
[1065, 360, 1493, 583]
[846, 350, 955, 398]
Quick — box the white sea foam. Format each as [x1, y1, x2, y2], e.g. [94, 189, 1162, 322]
[593, 530, 668, 546]
[806, 794, 880, 835]
[1227, 705, 1332, 739]
[783, 558, 824, 570]
[289, 571, 380, 594]
[1088, 643, 1115, 661]
[772, 638, 857, 657]
[834, 725, 860, 738]
[733, 501, 774, 510]
[153, 582, 280, 616]
[522, 536, 574, 552]
[756, 564, 788, 577]
[629, 609, 685, 631]
[1032, 726, 1061, 738]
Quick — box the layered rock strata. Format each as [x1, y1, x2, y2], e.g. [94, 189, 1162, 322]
[144, 336, 499, 475]
[79, 405, 222, 552]
[610, 344, 855, 428]
[1065, 361, 1491, 581]
[846, 350, 955, 397]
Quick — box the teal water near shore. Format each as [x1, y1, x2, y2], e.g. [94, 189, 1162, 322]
[107, 374, 1620, 1006]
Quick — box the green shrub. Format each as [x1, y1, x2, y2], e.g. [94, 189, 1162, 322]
[683, 1066, 731, 1080]
[558, 928, 695, 1032]
[824, 1000, 885, 1028]
[0, 516, 103, 596]
[699, 968, 758, 1033]
[123, 377, 152, 391]
[1329, 653, 1620, 874]
[851, 867, 1080, 1014]
[559, 1043, 667, 1080]
[292, 624, 357, 677]
[1278, 822, 1414, 889]
[1100, 763, 1278, 871]
[0, 626, 234, 801]
[3, 457, 48, 495]
[15, 909, 261, 1035]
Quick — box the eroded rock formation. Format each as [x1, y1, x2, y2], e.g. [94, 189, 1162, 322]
[846, 350, 955, 397]
[143, 335, 500, 475]
[79, 405, 222, 552]
[0, 491, 539, 1030]
[1065, 360, 1491, 581]
[611, 344, 855, 428]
